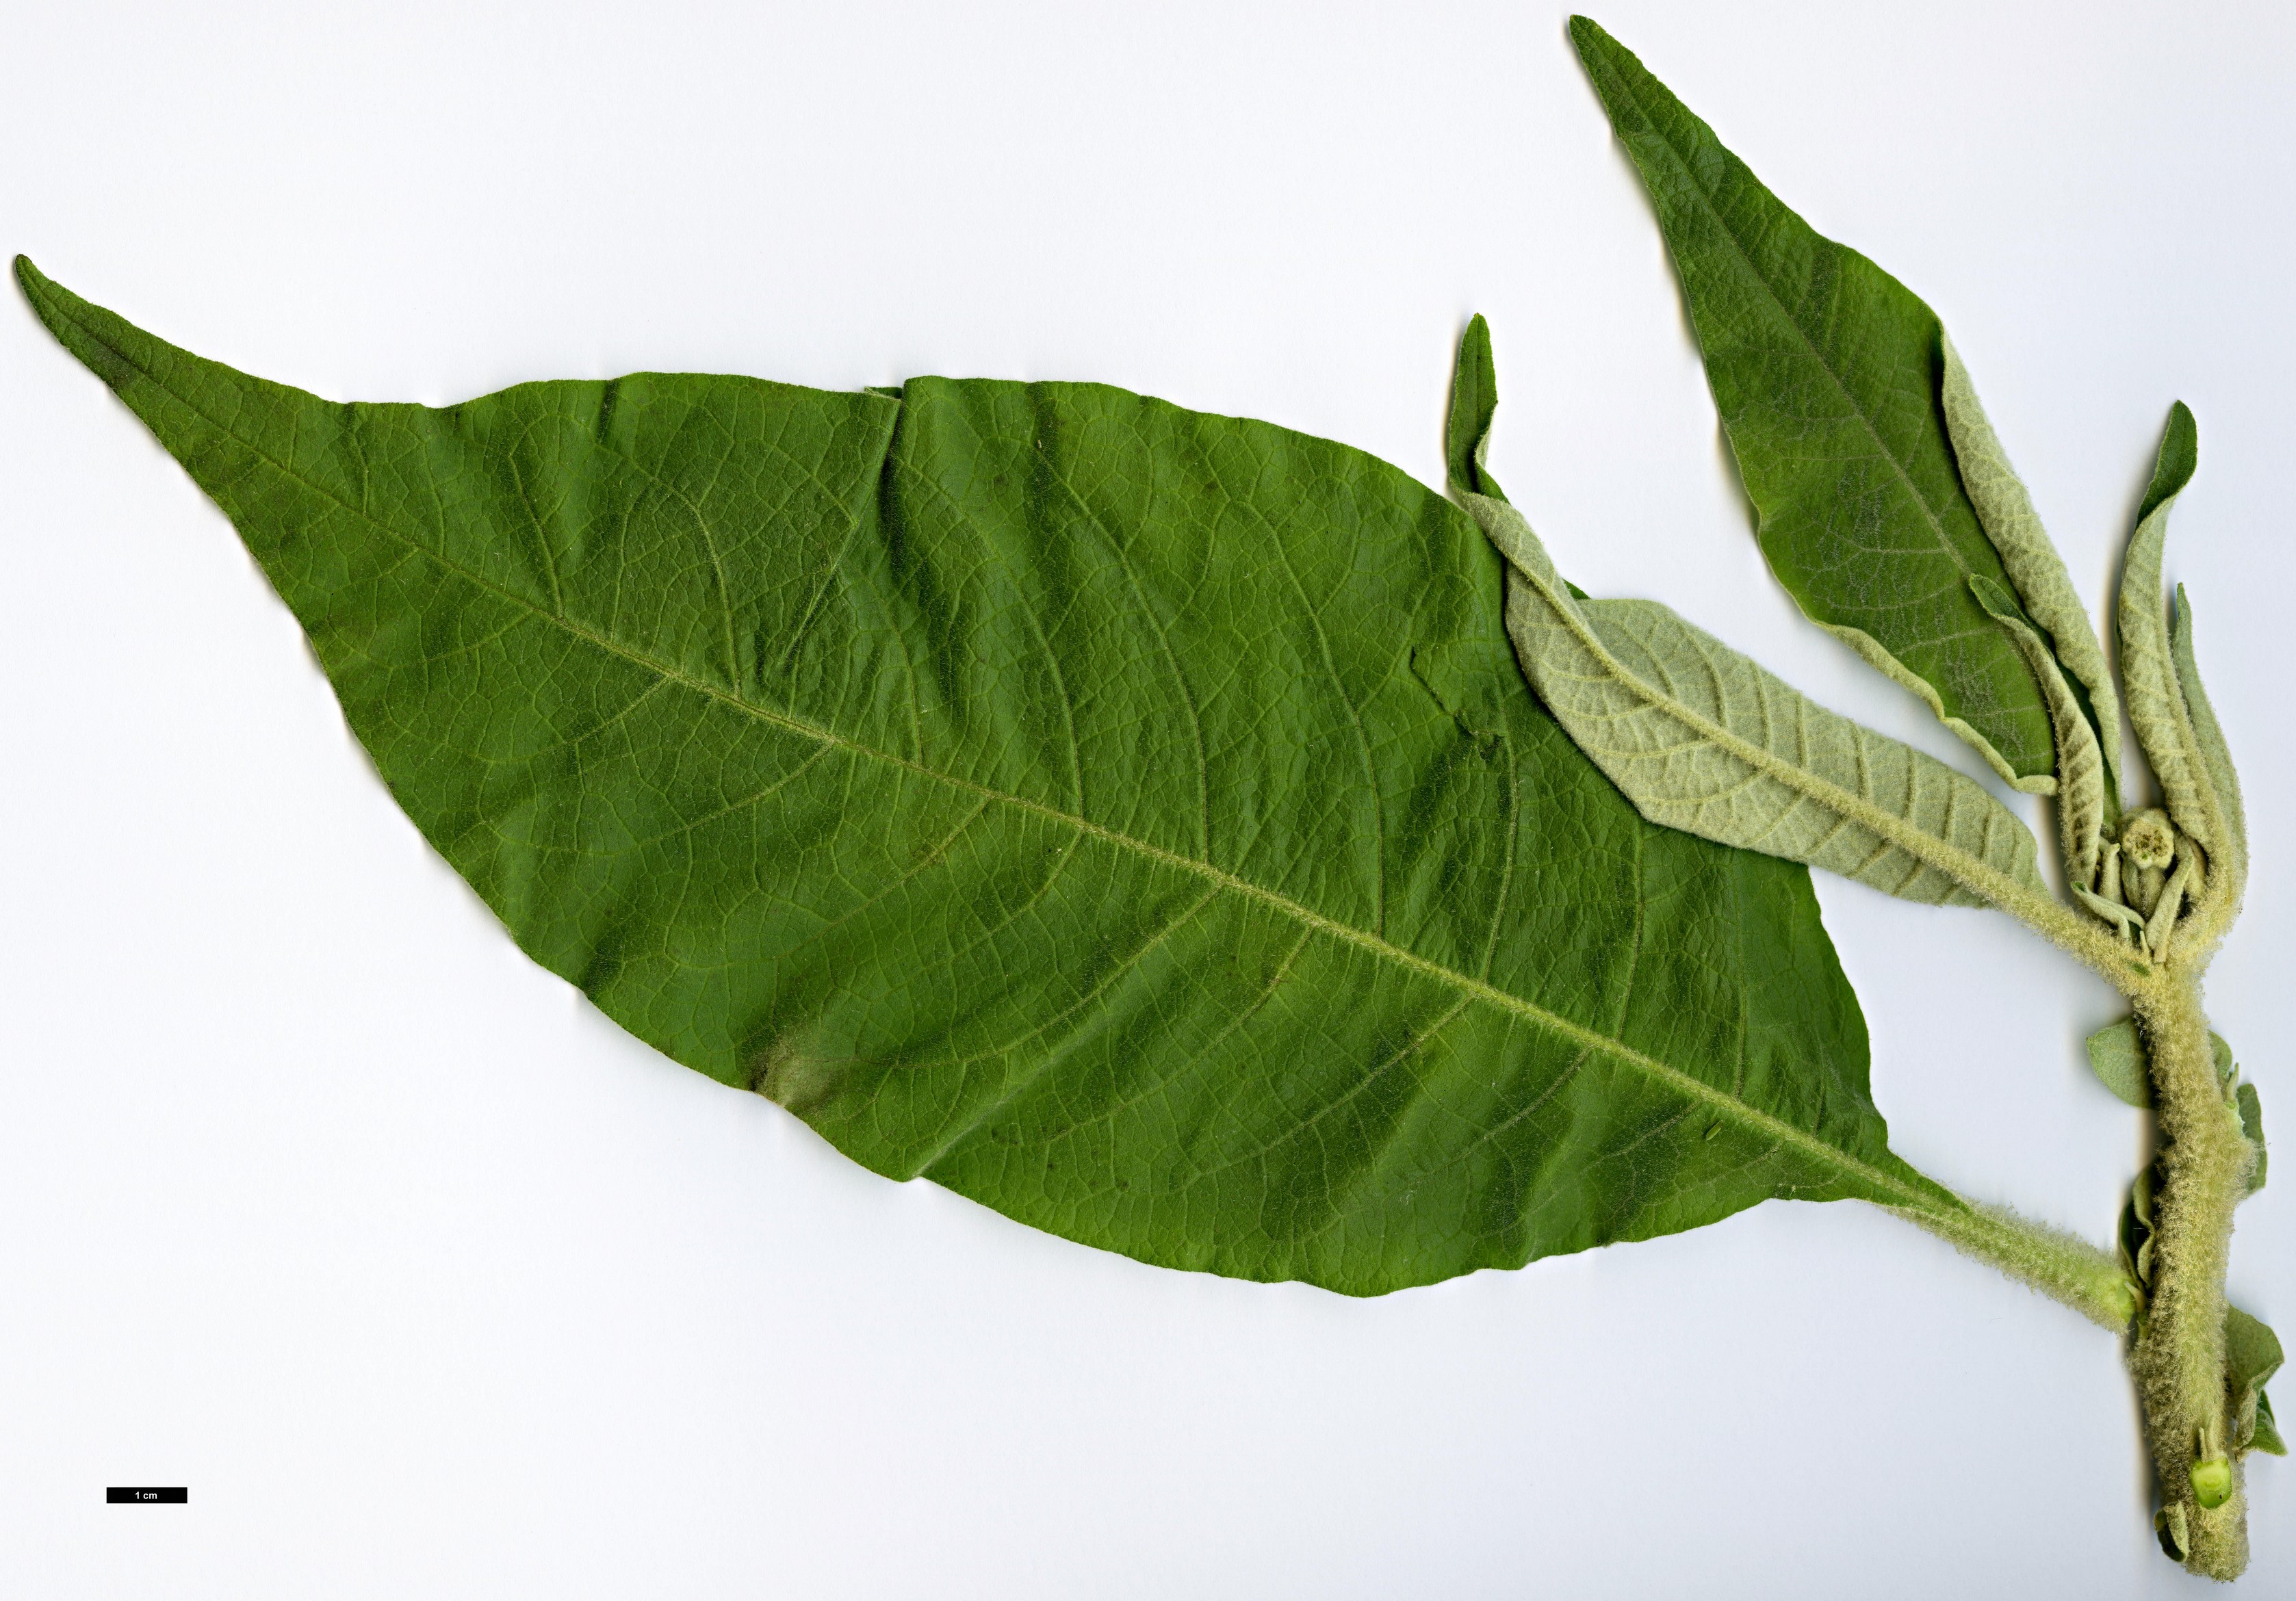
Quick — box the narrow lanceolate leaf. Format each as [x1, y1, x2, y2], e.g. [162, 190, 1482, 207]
[1445, 314, 1506, 502]
[2171, 584, 2247, 898]
[1941, 337, 2124, 804]
[1969, 575, 2106, 892]
[2238, 1082, 2268, 1197]
[2254, 1393, 2288, 1458]
[1463, 490, 2049, 911]
[2119, 406, 2230, 863]
[1568, 16, 2056, 790]
[19, 257, 1962, 1296]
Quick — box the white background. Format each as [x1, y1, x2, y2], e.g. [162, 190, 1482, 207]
[2, 2, 2291, 1595]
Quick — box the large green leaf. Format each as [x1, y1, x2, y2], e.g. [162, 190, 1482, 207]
[18, 256, 1961, 1295]
[1569, 16, 2056, 790]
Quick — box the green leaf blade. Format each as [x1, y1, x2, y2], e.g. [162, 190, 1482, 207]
[1568, 16, 2055, 788]
[1446, 313, 1505, 502]
[18, 257, 1948, 1294]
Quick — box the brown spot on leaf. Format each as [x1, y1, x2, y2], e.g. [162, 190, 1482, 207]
[751, 1033, 842, 1117]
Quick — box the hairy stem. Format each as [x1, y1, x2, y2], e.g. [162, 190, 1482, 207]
[1881, 1198, 2134, 1331]
[2132, 974, 2255, 1578]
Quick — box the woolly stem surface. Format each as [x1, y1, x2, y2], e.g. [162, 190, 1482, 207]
[2133, 974, 2254, 1579]
[1881, 1198, 2134, 1331]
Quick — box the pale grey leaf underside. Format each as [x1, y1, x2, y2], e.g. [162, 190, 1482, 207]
[1467, 493, 2048, 911]
[1941, 335, 2125, 800]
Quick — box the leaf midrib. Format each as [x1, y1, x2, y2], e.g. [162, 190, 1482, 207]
[64, 290, 1944, 1216]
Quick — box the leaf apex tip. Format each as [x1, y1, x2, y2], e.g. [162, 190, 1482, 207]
[1966, 572, 2016, 621]
[1566, 14, 1609, 55]
[1460, 313, 1493, 366]
[10, 254, 68, 317]
[2165, 399, 2199, 456]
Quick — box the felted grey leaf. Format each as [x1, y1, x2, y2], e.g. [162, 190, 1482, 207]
[2117, 407, 2230, 861]
[2228, 1307, 2285, 1455]
[1969, 574, 2107, 893]
[2171, 584, 2247, 900]
[2253, 1392, 2287, 1458]
[1942, 337, 2124, 803]
[1463, 491, 2050, 911]
[2086, 1019, 2150, 1110]
[2239, 1082, 2267, 1197]
[2158, 1502, 2191, 1560]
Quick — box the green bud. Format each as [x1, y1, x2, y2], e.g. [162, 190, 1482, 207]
[2191, 1453, 2234, 1510]
[2121, 808, 2176, 870]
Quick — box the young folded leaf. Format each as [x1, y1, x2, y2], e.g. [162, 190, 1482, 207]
[20, 256, 1971, 1297]
[1968, 573, 2108, 893]
[2086, 1019, 2150, 1110]
[1445, 314, 1506, 502]
[2119, 405, 2232, 866]
[2171, 584, 2248, 904]
[2079, 1019, 2254, 1120]
[2255, 1394, 2288, 1459]
[1566, 16, 2056, 792]
[1463, 488, 2048, 912]
[2239, 1083, 2269, 1197]
[1941, 338, 2125, 807]
[2229, 1308, 2286, 1455]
